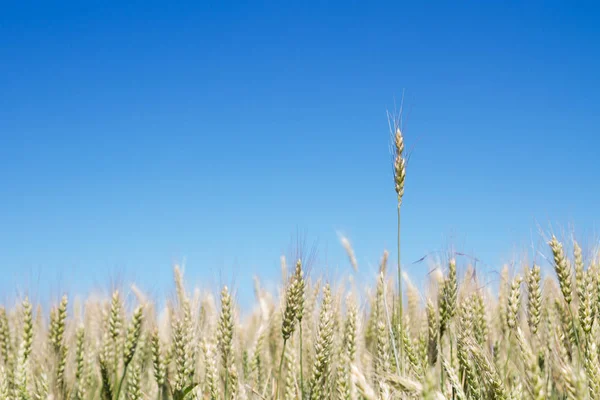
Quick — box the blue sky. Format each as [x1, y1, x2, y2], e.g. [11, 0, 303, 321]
[1, 1, 599, 307]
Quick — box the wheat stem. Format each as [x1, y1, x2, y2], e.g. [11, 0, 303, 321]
[299, 323, 304, 399]
[277, 340, 287, 399]
[397, 204, 404, 374]
[115, 364, 129, 400]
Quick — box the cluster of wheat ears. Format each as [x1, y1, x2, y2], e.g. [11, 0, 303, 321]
[1, 126, 599, 400]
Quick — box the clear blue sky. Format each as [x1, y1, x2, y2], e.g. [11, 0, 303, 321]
[1, 1, 599, 306]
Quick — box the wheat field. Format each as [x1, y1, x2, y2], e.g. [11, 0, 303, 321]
[1, 127, 598, 400]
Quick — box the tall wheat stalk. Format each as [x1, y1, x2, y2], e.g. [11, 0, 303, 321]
[392, 115, 406, 374]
